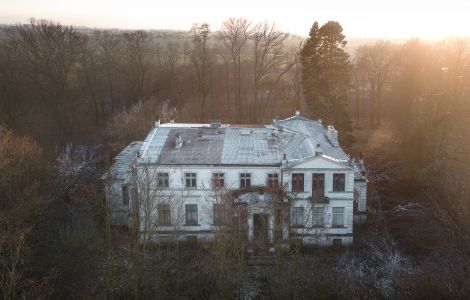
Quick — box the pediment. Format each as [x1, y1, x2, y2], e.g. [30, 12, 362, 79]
[285, 155, 351, 170]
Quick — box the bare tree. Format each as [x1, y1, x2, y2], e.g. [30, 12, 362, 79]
[351, 52, 368, 126]
[356, 41, 394, 127]
[219, 18, 252, 123]
[121, 30, 155, 106]
[250, 22, 288, 122]
[189, 23, 212, 121]
[96, 31, 122, 115]
[12, 19, 85, 140]
[162, 42, 182, 108]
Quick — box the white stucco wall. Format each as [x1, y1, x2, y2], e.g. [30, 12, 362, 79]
[107, 158, 359, 246]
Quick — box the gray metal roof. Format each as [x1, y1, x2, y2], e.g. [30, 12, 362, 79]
[275, 116, 349, 161]
[103, 141, 142, 182]
[123, 114, 351, 167]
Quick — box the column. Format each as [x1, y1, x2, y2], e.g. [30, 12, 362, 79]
[268, 214, 274, 243]
[247, 213, 254, 242]
[282, 209, 289, 242]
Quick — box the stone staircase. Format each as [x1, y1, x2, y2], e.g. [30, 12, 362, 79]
[247, 255, 276, 266]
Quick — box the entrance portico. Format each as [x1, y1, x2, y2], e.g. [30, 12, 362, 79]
[239, 192, 289, 251]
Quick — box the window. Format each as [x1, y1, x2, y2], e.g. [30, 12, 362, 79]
[312, 206, 324, 227]
[131, 187, 138, 203]
[187, 236, 198, 244]
[312, 173, 325, 200]
[157, 204, 171, 225]
[185, 173, 197, 188]
[213, 204, 227, 225]
[291, 207, 304, 227]
[292, 173, 304, 192]
[122, 186, 129, 206]
[157, 172, 169, 188]
[332, 207, 345, 227]
[212, 173, 225, 188]
[185, 204, 198, 225]
[333, 173, 345, 192]
[267, 173, 279, 187]
[240, 173, 251, 189]
[332, 238, 342, 247]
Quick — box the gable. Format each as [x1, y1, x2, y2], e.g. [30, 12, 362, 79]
[286, 155, 351, 170]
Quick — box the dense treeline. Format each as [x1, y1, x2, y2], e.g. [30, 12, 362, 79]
[0, 18, 303, 146]
[1, 18, 470, 298]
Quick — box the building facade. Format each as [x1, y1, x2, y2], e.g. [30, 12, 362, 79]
[104, 113, 367, 247]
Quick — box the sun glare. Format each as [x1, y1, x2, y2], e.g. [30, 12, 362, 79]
[0, 0, 469, 39]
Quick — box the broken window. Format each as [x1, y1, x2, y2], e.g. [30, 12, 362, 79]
[333, 173, 345, 192]
[291, 207, 304, 227]
[157, 172, 169, 188]
[240, 173, 251, 189]
[185, 173, 197, 188]
[212, 173, 225, 188]
[267, 173, 279, 187]
[292, 173, 304, 192]
[185, 204, 198, 225]
[157, 204, 171, 225]
[332, 207, 345, 227]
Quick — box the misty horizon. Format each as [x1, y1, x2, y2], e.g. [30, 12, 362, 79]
[1, 0, 470, 40]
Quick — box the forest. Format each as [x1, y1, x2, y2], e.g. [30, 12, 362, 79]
[1, 17, 470, 299]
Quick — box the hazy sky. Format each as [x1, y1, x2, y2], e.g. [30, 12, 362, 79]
[1, 0, 469, 39]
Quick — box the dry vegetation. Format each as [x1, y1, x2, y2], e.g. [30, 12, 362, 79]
[0, 18, 470, 299]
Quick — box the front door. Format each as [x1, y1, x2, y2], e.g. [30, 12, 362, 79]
[312, 173, 325, 202]
[253, 214, 269, 252]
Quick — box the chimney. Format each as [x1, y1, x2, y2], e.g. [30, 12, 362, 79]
[175, 133, 183, 149]
[210, 120, 221, 128]
[326, 125, 339, 147]
[170, 118, 175, 124]
[155, 115, 160, 127]
[314, 144, 322, 156]
[272, 115, 279, 125]
[349, 156, 354, 167]
[281, 153, 288, 165]
[295, 110, 300, 116]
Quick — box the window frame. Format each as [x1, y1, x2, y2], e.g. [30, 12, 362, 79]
[312, 206, 324, 227]
[122, 185, 129, 207]
[240, 173, 251, 189]
[212, 172, 225, 189]
[185, 204, 198, 226]
[267, 173, 279, 187]
[291, 173, 304, 192]
[157, 172, 169, 188]
[332, 207, 345, 227]
[291, 207, 305, 228]
[185, 172, 197, 189]
[157, 203, 171, 226]
[213, 203, 228, 225]
[333, 173, 346, 192]
[312, 173, 325, 200]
